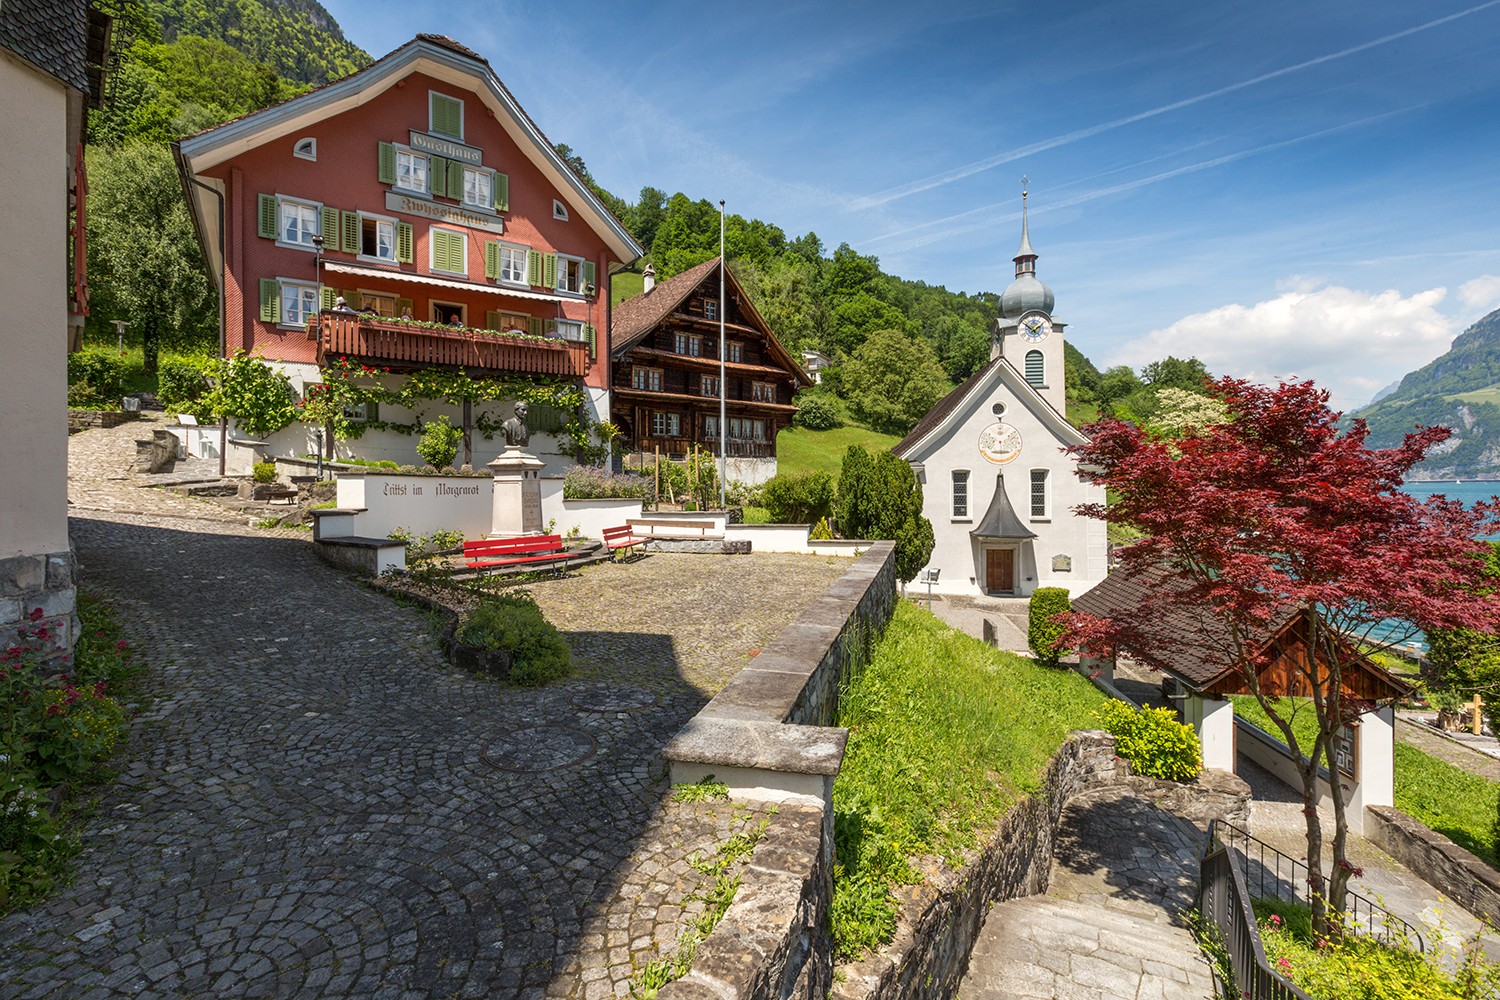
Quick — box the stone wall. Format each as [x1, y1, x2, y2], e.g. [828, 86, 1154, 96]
[0, 548, 79, 655]
[68, 409, 140, 432]
[1366, 805, 1500, 925]
[831, 732, 1122, 999]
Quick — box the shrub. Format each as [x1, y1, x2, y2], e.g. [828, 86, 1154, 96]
[1095, 700, 1201, 781]
[457, 591, 572, 687]
[156, 354, 214, 414]
[793, 392, 843, 430]
[810, 517, 835, 540]
[416, 416, 462, 469]
[761, 471, 836, 524]
[251, 462, 277, 484]
[563, 465, 654, 501]
[208, 351, 296, 438]
[67, 347, 125, 407]
[838, 446, 934, 583]
[1027, 587, 1072, 666]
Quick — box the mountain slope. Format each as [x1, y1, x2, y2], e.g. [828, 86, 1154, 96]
[1355, 307, 1500, 479]
[147, 0, 369, 84]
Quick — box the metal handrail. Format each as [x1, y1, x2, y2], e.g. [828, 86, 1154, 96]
[1214, 820, 1425, 952]
[1200, 824, 1314, 1000]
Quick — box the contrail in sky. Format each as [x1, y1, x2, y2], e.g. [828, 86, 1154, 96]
[871, 111, 1407, 256]
[848, 1, 1500, 211]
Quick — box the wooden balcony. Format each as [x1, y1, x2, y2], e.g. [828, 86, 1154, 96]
[315, 313, 590, 378]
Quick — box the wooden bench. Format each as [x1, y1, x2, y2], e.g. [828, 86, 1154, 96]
[626, 518, 723, 540]
[464, 534, 568, 573]
[602, 525, 648, 559]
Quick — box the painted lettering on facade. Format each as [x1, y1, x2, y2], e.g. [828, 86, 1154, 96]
[385, 192, 506, 234]
[409, 130, 483, 165]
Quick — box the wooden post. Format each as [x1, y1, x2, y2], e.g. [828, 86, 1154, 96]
[655, 446, 661, 504]
[1474, 693, 1485, 735]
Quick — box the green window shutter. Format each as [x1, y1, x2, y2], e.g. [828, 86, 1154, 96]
[581, 261, 596, 293]
[348, 290, 363, 309]
[484, 241, 500, 280]
[448, 162, 465, 201]
[494, 172, 509, 212]
[528, 316, 544, 338]
[527, 249, 544, 287]
[320, 287, 336, 311]
[545, 319, 558, 336]
[341, 211, 360, 254]
[378, 141, 396, 184]
[486, 309, 501, 330]
[433, 231, 464, 273]
[319, 205, 338, 245]
[258, 194, 278, 239]
[430, 93, 462, 139]
[397, 223, 413, 264]
[396, 296, 414, 316]
[429, 156, 447, 198]
[584, 324, 597, 359]
[259, 278, 279, 322]
[543, 253, 558, 289]
[366, 400, 379, 421]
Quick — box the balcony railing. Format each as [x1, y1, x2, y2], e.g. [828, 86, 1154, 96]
[628, 436, 774, 459]
[315, 313, 590, 378]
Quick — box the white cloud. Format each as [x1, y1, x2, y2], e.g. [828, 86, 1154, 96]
[1459, 275, 1500, 314]
[1108, 283, 1457, 410]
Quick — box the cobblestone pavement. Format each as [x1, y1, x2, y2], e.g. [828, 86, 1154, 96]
[959, 786, 1215, 999]
[1, 421, 847, 998]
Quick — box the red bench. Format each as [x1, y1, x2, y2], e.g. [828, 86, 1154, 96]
[602, 524, 648, 559]
[463, 534, 568, 573]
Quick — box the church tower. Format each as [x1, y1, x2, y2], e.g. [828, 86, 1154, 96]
[995, 186, 1066, 413]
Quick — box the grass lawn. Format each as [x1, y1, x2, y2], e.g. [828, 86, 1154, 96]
[1230, 695, 1499, 865]
[611, 270, 644, 308]
[831, 600, 1107, 958]
[774, 424, 902, 479]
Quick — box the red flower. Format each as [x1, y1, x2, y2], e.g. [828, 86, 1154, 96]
[28, 608, 44, 622]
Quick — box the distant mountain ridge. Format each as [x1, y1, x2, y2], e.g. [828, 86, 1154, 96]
[1355, 307, 1500, 480]
[147, 0, 369, 84]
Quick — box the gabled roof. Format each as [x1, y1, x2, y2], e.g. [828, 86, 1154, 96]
[0, 0, 88, 91]
[1072, 561, 1411, 700]
[174, 34, 644, 279]
[612, 257, 812, 387]
[893, 354, 1085, 460]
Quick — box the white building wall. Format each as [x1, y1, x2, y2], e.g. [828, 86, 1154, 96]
[910, 374, 1106, 598]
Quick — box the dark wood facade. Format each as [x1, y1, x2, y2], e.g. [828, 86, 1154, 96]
[610, 259, 810, 460]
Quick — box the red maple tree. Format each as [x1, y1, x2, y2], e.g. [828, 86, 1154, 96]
[1062, 377, 1500, 931]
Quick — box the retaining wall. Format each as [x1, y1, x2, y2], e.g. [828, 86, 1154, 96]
[1366, 805, 1500, 925]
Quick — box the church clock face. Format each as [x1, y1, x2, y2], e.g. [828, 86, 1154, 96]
[978, 421, 1022, 465]
[1019, 313, 1052, 344]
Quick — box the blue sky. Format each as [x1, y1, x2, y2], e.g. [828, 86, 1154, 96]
[321, 0, 1500, 409]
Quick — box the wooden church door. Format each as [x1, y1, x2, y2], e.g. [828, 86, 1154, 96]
[985, 548, 1015, 594]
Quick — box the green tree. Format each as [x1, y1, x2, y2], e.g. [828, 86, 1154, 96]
[1140, 355, 1211, 390]
[85, 143, 217, 370]
[1426, 542, 1500, 727]
[841, 329, 949, 435]
[1147, 387, 1229, 441]
[837, 446, 934, 583]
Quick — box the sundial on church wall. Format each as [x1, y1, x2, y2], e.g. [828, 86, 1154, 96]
[978, 422, 1022, 465]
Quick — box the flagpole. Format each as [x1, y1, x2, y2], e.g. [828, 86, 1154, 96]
[718, 200, 727, 509]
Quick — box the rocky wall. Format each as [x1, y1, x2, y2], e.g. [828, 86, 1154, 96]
[1366, 805, 1500, 925]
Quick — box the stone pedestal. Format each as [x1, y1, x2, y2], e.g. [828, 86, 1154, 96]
[488, 447, 545, 537]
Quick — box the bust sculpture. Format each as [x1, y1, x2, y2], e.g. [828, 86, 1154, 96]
[502, 402, 530, 449]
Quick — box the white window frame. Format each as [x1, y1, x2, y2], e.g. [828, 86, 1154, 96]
[429, 227, 468, 276]
[952, 470, 970, 520]
[494, 243, 528, 285]
[293, 137, 317, 161]
[556, 254, 584, 295]
[275, 195, 321, 251]
[700, 375, 721, 398]
[394, 147, 430, 195]
[278, 278, 319, 328]
[429, 90, 464, 140]
[1030, 469, 1050, 520]
[727, 342, 743, 363]
[651, 411, 680, 437]
[633, 366, 663, 392]
[703, 299, 718, 321]
[462, 166, 495, 210]
[552, 199, 570, 221]
[357, 211, 398, 264]
[751, 381, 776, 403]
[430, 300, 466, 327]
[705, 414, 720, 440]
[554, 320, 585, 342]
[674, 333, 703, 357]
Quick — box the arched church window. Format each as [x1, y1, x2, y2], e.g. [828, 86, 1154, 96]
[1024, 350, 1045, 387]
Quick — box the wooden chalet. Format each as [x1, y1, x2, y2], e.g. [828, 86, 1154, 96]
[610, 258, 812, 464]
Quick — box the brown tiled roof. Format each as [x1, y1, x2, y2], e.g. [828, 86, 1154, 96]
[0, 0, 88, 91]
[611, 258, 720, 353]
[415, 33, 488, 64]
[892, 357, 1000, 458]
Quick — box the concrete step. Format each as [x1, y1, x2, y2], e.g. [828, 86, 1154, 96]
[958, 894, 1214, 1000]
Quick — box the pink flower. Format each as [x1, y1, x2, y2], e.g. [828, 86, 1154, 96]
[28, 608, 44, 622]
[1270, 914, 1281, 927]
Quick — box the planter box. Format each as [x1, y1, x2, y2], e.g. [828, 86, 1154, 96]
[556, 497, 645, 541]
[336, 471, 493, 539]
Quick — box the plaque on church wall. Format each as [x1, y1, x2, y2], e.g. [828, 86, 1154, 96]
[978, 422, 1022, 465]
[1052, 555, 1072, 572]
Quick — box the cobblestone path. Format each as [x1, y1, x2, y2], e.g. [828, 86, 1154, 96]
[1, 421, 848, 999]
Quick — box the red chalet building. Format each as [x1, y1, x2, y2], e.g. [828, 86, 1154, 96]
[174, 34, 643, 470]
[611, 258, 811, 484]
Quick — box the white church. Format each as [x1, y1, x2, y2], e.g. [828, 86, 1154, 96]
[894, 193, 1108, 598]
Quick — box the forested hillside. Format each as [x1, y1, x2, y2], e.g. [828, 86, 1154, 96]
[1354, 307, 1500, 479]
